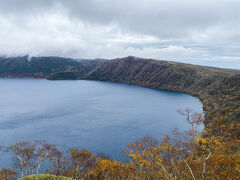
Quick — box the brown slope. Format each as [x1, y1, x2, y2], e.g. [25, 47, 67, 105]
[85, 56, 240, 136]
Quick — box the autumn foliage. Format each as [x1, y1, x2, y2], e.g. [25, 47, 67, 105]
[0, 110, 239, 180]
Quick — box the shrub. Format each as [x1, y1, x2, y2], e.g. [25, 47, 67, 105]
[18, 174, 73, 180]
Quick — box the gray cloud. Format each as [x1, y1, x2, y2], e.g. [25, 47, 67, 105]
[0, 0, 240, 68]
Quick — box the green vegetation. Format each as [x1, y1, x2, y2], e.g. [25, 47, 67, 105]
[18, 174, 72, 180]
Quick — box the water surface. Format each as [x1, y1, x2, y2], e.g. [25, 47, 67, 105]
[0, 79, 202, 167]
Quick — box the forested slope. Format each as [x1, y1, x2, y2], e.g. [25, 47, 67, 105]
[84, 56, 240, 137]
[0, 55, 239, 137]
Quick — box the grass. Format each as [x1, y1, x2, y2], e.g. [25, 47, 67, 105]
[18, 174, 73, 180]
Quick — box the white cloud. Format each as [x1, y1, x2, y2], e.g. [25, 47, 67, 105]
[0, 0, 240, 68]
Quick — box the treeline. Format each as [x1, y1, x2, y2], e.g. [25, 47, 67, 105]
[0, 110, 239, 180]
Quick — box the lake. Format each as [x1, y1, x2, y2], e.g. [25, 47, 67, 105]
[0, 79, 203, 168]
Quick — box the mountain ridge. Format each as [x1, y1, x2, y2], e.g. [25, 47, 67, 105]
[0, 55, 239, 137]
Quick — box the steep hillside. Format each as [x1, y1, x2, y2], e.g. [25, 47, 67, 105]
[0, 55, 239, 137]
[84, 56, 240, 136]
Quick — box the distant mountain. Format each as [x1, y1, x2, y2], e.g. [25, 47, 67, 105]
[0, 55, 239, 137]
[0, 56, 106, 79]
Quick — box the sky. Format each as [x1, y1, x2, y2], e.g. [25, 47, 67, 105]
[0, 0, 240, 69]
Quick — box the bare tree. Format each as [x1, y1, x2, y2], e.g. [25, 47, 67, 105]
[48, 147, 68, 176]
[7, 142, 36, 177]
[34, 141, 56, 174]
[177, 109, 205, 137]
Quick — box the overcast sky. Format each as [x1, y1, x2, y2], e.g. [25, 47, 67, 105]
[0, 0, 240, 68]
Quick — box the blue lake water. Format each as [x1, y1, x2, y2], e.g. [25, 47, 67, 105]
[0, 79, 203, 168]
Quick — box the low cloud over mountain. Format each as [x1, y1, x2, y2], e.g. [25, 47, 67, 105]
[0, 0, 240, 64]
